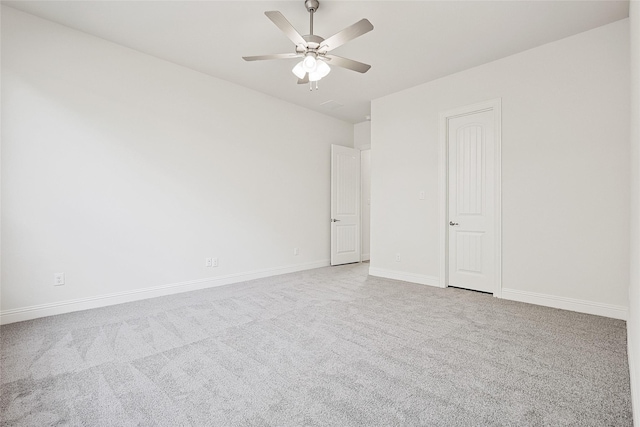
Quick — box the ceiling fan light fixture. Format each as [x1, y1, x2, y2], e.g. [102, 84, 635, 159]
[243, 1, 373, 88]
[292, 61, 306, 79]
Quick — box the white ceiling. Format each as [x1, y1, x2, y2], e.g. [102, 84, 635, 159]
[4, 0, 629, 123]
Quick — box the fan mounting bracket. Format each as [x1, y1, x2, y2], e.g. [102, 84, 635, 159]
[305, 0, 320, 13]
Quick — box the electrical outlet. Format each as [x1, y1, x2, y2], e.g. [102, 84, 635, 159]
[206, 258, 213, 267]
[395, 254, 401, 262]
[294, 247, 299, 256]
[212, 257, 218, 267]
[419, 191, 425, 200]
[54, 273, 65, 286]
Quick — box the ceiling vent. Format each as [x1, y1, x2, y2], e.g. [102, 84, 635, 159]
[320, 100, 344, 110]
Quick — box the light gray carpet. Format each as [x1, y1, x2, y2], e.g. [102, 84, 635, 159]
[0, 263, 632, 426]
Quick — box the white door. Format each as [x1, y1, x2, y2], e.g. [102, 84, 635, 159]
[331, 145, 361, 265]
[448, 110, 496, 293]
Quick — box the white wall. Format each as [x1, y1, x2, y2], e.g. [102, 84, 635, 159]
[629, 1, 640, 423]
[370, 20, 630, 319]
[0, 5, 3, 317]
[0, 7, 353, 323]
[354, 121, 372, 261]
[354, 121, 371, 151]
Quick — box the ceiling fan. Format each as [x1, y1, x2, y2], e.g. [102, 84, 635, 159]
[242, 0, 373, 89]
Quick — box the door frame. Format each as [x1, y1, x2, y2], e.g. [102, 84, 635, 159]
[360, 148, 371, 262]
[438, 99, 502, 297]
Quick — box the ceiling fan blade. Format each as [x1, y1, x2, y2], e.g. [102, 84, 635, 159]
[243, 53, 301, 61]
[297, 73, 309, 84]
[324, 55, 371, 73]
[265, 11, 307, 47]
[319, 19, 374, 52]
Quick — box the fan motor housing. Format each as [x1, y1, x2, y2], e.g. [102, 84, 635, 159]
[303, 35, 324, 44]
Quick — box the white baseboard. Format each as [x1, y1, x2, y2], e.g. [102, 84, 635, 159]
[501, 288, 628, 320]
[361, 253, 370, 261]
[0, 260, 330, 325]
[368, 267, 442, 288]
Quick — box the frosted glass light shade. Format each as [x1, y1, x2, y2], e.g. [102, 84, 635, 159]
[309, 60, 331, 82]
[292, 58, 331, 82]
[316, 60, 330, 77]
[302, 55, 317, 72]
[292, 61, 306, 79]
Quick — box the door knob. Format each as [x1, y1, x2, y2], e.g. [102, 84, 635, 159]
[449, 221, 459, 226]
[331, 219, 341, 222]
